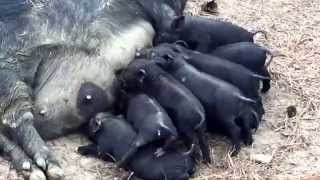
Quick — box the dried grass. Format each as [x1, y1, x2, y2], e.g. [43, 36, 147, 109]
[185, 0, 320, 179]
[0, 0, 320, 179]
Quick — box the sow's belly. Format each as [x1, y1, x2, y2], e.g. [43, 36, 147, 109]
[33, 21, 154, 140]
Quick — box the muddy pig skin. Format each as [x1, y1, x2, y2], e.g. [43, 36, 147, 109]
[119, 59, 211, 163]
[154, 15, 266, 52]
[154, 56, 260, 155]
[117, 93, 178, 167]
[0, 0, 190, 179]
[78, 112, 195, 180]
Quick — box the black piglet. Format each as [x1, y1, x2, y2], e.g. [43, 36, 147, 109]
[211, 42, 275, 93]
[153, 55, 260, 154]
[117, 93, 178, 167]
[119, 59, 211, 163]
[78, 112, 195, 180]
[154, 15, 267, 53]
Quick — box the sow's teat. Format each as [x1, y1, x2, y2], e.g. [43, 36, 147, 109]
[77, 82, 109, 119]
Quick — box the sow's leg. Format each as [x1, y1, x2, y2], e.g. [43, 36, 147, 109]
[0, 132, 46, 179]
[0, 69, 63, 180]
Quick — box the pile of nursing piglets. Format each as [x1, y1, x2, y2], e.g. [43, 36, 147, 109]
[78, 12, 274, 180]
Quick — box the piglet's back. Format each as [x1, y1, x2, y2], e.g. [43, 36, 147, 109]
[147, 65, 204, 113]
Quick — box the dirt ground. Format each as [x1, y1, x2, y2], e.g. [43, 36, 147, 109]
[1, 0, 320, 179]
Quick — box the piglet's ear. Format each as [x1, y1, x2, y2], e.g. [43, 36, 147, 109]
[139, 69, 146, 76]
[90, 117, 102, 134]
[162, 55, 174, 64]
[163, 54, 174, 60]
[138, 69, 147, 83]
[171, 15, 185, 31]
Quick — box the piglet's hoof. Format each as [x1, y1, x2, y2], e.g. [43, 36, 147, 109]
[243, 136, 254, 146]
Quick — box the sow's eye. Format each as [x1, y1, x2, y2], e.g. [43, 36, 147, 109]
[77, 82, 108, 119]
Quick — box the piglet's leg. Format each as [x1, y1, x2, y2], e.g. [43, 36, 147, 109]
[78, 144, 116, 163]
[117, 137, 145, 167]
[196, 130, 211, 163]
[222, 118, 242, 156]
[238, 111, 259, 145]
[78, 144, 99, 156]
[241, 121, 254, 146]
[260, 67, 271, 93]
[154, 136, 177, 157]
[181, 133, 199, 159]
[256, 97, 265, 117]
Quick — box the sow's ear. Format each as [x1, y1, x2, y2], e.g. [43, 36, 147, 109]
[171, 15, 185, 31]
